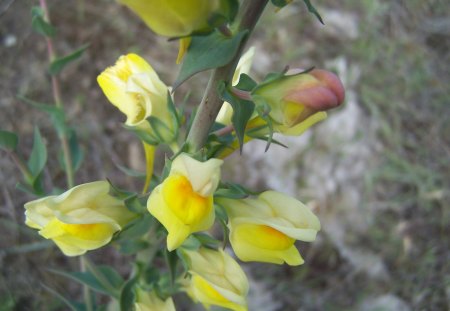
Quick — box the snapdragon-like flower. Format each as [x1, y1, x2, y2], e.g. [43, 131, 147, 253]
[97, 53, 176, 143]
[183, 248, 249, 311]
[218, 191, 321, 265]
[252, 69, 345, 136]
[24, 181, 136, 256]
[147, 153, 222, 251]
[134, 288, 176, 311]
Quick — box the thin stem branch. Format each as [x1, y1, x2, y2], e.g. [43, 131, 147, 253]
[186, 0, 269, 152]
[39, 0, 74, 188]
[7, 151, 33, 181]
[80, 256, 94, 311]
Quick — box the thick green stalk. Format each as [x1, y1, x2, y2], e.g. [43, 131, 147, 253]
[186, 0, 269, 152]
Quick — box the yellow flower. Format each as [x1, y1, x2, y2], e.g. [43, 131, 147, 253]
[119, 0, 219, 38]
[24, 181, 136, 256]
[147, 153, 222, 251]
[97, 53, 176, 143]
[252, 69, 345, 136]
[216, 47, 256, 125]
[135, 288, 176, 311]
[218, 191, 321, 265]
[183, 248, 249, 311]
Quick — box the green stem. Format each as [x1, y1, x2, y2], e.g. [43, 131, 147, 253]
[39, 0, 74, 188]
[7, 151, 33, 182]
[80, 256, 94, 311]
[186, 0, 269, 152]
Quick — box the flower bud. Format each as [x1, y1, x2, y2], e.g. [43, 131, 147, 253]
[24, 181, 136, 256]
[183, 248, 249, 311]
[252, 69, 345, 135]
[97, 53, 177, 144]
[147, 153, 223, 251]
[119, 0, 219, 38]
[216, 47, 255, 126]
[218, 191, 321, 265]
[134, 288, 176, 311]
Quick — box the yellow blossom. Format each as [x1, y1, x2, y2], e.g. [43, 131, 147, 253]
[97, 53, 176, 143]
[24, 181, 136, 256]
[135, 288, 176, 311]
[218, 191, 321, 265]
[183, 248, 249, 311]
[118, 0, 219, 38]
[147, 153, 222, 251]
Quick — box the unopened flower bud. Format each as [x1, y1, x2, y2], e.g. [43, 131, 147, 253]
[252, 69, 345, 135]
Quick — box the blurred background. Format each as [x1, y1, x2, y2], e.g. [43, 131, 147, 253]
[0, 0, 448, 310]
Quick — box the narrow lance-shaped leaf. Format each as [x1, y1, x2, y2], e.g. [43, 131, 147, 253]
[302, 0, 324, 24]
[174, 30, 248, 89]
[0, 130, 18, 151]
[49, 44, 89, 75]
[217, 81, 255, 152]
[17, 95, 67, 137]
[27, 127, 47, 178]
[49, 265, 123, 299]
[31, 6, 56, 37]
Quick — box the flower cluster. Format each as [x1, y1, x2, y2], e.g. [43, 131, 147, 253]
[22, 1, 345, 310]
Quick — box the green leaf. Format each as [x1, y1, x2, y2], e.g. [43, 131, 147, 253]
[49, 44, 89, 75]
[31, 7, 56, 37]
[115, 214, 153, 241]
[302, 0, 324, 24]
[235, 73, 258, 91]
[116, 240, 150, 255]
[120, 276, 138, 311]
[123, 124, 159, 145]
[116, 164, 146, 178]
[193, 233, 221, 249]
[49, 265, 123, 299]
[68, 129, 84, 172]
[271, 0, 291, 8]
[17, 95, 67, 137]
[217, 81, 255, 152]
[57, 129, 83, 173]
[165, 249, 179, 287]
[41, 283, 86, 311]
[124, 195, 147, 214]
[0, 130, 18, 151]
[27, 127, 47, 178]
[174, 30, 248, 89]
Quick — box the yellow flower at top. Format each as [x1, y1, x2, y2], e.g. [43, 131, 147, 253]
[183, 247, 249, 311]
[147, 153, 222, 251]
[24, 181, 136, 256]
[119, 0, 219, 38]
[217, 191, 321, 265]
[97, 53, 176, 143]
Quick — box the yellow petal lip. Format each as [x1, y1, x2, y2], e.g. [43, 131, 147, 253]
[218, 190, 320, 265]
[184, 248, 249, 311]
[24, 181, 136, 256]
[170, 153, 223, 197]
[147, 154, 221, 251]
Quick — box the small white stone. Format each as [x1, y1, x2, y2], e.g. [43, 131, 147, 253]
[3, 34, 17, 47]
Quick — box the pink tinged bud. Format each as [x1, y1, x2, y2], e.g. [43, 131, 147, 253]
[284, 69, 345, 112]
